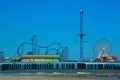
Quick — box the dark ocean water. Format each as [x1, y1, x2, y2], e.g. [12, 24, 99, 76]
[0, 70, 120, 80]
[0, 69, 120, 74]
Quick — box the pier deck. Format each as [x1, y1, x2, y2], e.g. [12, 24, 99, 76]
[0, 62, 120, 70]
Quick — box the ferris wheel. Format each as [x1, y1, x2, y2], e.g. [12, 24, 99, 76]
[93, 39, 112, 60]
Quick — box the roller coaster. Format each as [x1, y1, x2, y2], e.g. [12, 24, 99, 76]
[15, 35, 69, 62]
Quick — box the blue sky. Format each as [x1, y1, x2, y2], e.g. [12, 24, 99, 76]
[0, 0, 120, 60]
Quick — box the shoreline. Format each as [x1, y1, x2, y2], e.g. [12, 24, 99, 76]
[0, 72, 120, 77]
[0, 73, 120, 80]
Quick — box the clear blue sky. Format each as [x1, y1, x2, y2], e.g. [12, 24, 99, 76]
[0, 0, 120, 60]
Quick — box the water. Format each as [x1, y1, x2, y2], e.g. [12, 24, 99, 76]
[0, 70, 120, 80]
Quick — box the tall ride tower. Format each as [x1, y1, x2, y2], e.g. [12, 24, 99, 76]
[79, 10, 85, 61]
[31, 35, 37, 54]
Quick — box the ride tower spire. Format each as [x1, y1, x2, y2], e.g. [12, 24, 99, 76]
[79, 10, 85, 61]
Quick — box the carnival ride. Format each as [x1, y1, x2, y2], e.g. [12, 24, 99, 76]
[93, 39, 117, 62]
[14, 35, 69, 62]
